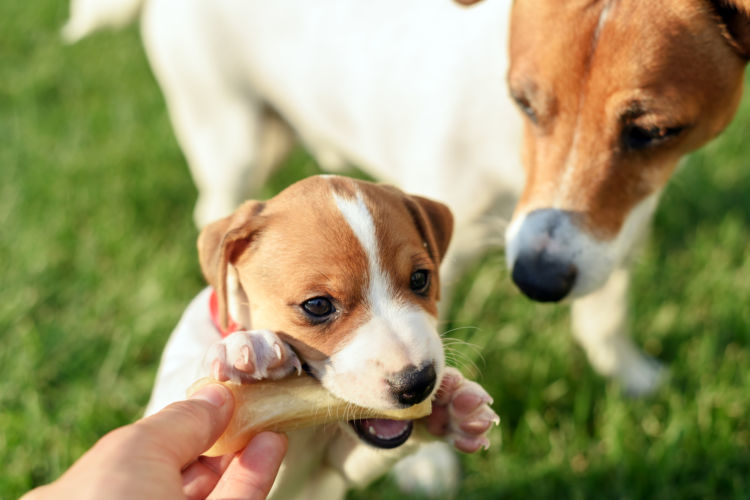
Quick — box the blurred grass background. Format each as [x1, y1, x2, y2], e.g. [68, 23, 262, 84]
[2, 2, 749, 499]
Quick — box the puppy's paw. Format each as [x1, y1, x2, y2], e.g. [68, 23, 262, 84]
[203, 330, 302, 383]
[423, 367, 499, 453]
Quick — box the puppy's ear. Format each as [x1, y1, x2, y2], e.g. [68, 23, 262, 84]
[454, 0, 484, 6]
[198, 201, 266, 329]
[709, 0, 750, 58]
[404, 194, 454, 265]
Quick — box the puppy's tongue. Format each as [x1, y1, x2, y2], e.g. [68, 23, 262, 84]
[363, 418, 409, 438]
[351, 418, 413, 449]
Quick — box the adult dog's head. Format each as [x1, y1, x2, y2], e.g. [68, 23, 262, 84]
[466, 0, 749, 301]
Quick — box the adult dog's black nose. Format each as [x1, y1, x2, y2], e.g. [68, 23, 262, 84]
[388, 363, 437, 406]
[512, 252, 577, 302]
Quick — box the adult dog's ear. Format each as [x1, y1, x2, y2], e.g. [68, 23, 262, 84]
[404, 194, 454, 265]
[198, 201, 266, 329]
[709, 0, 750, 59]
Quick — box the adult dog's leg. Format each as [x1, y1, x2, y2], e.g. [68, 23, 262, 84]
[571, 267, 664, 395]
[157, 84, 276, 227]
[141, 2, 293, 228]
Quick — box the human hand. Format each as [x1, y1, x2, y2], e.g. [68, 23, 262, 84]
[22, 383, 287, 500]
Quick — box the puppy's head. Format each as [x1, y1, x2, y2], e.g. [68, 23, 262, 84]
[504, 0, 749, 302]
[198, 176, 453, 418]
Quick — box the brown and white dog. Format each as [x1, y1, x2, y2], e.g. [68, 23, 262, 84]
[144, 176, 499, 499]
[65, 0, 749, 392]
[502, 0, 750, 392]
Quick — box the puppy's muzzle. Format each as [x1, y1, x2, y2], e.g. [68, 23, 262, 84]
[387, 363, 437, 406]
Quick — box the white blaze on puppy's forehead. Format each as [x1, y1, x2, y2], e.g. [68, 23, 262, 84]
[331, 187, 398, 312]
[313, 180, 443, 408]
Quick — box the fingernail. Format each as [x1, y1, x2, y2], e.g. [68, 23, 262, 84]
[189, 383, 229, 407]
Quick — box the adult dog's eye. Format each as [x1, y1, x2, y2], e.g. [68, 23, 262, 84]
[622, 125, 684, 151]
[410, 270, 430, 295]
[301, 297, 334, 319]
[512, 93, 538, 123]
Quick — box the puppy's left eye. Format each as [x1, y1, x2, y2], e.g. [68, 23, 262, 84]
[410, 270, 431, 295]
[301, 297, 335, 319]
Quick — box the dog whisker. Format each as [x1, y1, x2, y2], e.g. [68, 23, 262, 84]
[441, 337, 485, 357]
[443, 347, 480, 378]
[439, 325, 480, 338]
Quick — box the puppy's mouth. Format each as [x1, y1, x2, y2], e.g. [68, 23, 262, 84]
[349, 418, 413, 449]
[302, 362, 414, 448]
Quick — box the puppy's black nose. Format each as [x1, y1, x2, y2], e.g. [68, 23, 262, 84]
[388, 363, 437, 406]
[512, 252, 577, 302]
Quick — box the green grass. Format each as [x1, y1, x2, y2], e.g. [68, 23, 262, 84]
[2, 2, 749, 499]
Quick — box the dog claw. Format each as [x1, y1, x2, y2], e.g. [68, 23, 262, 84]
[203, 330, 302, 383]
[211, 358, 229, 382]
[233, 345, 255, 372]
[423, 367, 499, 453]
[453, 435, 491, 453]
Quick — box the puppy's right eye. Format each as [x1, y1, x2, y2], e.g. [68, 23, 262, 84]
[301, 297, 335, 319]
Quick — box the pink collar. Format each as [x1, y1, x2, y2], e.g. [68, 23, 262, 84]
[209, 289, 240, 338]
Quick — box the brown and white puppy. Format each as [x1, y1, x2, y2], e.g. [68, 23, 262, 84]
[144, 176, 498, 500]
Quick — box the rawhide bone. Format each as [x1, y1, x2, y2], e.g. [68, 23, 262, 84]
[188, 375, 432, 457]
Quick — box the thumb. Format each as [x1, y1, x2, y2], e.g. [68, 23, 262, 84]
[134, 383, 235, 468]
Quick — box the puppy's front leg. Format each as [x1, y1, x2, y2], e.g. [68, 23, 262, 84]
[571, 267, 664, 395]
[203, 330, 302, 383]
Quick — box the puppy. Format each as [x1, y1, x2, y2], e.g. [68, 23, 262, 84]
[144, 176, 499, 499]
